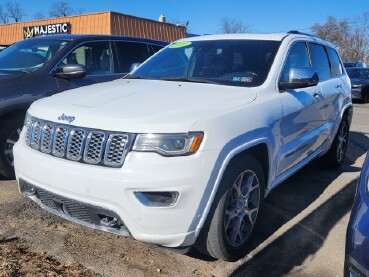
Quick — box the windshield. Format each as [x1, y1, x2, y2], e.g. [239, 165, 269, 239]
[128, 39, 281, 87]
[347, 68, 369, 79]
[0, 39, 69, 73]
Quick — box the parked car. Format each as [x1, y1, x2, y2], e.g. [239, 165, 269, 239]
[345, 152, 369, 277]
[346, 67, 369, 102]
[14, 32, 352, 261]
[0, 35, 167, 178]
[344, 61, 367, 68]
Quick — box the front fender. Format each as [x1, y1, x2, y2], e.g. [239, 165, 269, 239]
[185, 130, 275, 246]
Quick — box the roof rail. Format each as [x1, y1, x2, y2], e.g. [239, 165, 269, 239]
[287, 30, 318, 38]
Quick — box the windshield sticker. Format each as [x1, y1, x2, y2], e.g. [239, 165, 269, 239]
[169, 41, 192, 48]
[233, 77, 253, 83]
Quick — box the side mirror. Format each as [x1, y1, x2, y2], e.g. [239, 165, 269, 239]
[52, 64, 86, 79]
[130, 63, 141, 72]
[279, 67, 319, 90]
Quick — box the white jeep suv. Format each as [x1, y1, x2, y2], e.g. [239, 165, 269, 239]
[14, 32, 352, 261]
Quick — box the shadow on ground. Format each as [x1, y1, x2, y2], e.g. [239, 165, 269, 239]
[227, 132, 369, 276]
[230, 177, 356, 277]
[188, 131, 369, 275]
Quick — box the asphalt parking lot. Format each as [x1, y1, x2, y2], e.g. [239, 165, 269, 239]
[1, 102, 368, 277]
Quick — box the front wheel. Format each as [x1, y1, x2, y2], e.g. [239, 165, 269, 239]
[195, 155, 265, 261]
[364, 91, 369, 103]
[319, 116, 349, 168]
[0, 114, 25, 179]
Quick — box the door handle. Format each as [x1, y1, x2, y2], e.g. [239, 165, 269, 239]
[313, 91, 321, 97]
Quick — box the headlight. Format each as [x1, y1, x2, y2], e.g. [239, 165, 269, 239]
[132, 132, 203, 156]
[352, 83, 364, 88]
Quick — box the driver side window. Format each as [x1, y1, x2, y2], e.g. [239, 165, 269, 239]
[59, 41, 113, 75]
[280, 42, 310, 83]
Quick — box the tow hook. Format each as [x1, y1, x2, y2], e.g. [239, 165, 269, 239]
[100, 216, 119, 227]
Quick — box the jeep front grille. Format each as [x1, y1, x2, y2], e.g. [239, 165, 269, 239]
[25, 116, 133, 168]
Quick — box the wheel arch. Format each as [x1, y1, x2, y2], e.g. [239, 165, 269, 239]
[342, 104, 353, 127]
[227, 143, 270, 190]
[190, 138, 272, 247]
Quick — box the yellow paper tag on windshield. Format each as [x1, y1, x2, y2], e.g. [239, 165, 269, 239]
[169, 41, 192, 48]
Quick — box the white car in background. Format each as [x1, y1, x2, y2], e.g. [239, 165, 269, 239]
[14, 31, 352, 261]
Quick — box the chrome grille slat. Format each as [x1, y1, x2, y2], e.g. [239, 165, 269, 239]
[104, 134, 129, 167]
[30, 120, 42, 150]
[24, 116, 131, 168]
[66, 129, 86, 161]
[25, 116, 34, 146]
[40, 123, 55, 154]
[84, 131, 106, 164]
[52, 126, 69, 157]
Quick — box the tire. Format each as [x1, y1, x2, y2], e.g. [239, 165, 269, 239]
[319, 116, 349, 168]
[364, 91, 369, 103]
[195, 155, 265, 261]
[0, 114, 25, 179]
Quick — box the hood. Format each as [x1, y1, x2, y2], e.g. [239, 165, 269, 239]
[29, 79, 258, 133]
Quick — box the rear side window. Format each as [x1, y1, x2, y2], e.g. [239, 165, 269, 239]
[280, 42, 310, 83]
[327, 48, 343, 77]
[114, 42, 157, 73]
[308, 43, 331, 81]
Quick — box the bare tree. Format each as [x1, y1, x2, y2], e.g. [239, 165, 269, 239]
[350, 13, 369, 63]
[33, 11, 45, 20]
[221, 18, 249, 34]
[6, 1, 24, 22]
[0, 4, 8, 23]
[49, 0, 74, 17]
[311, 14, 369, 64]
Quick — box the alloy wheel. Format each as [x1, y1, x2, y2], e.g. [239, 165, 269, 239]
[4, 128, 22, 166]
[336, 121, 348, 163]
[224, 169, 261, 247]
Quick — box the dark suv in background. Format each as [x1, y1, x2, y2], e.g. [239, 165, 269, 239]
[0, 34, 166, 178]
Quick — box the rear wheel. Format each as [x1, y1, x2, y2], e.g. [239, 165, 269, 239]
[0, 114, 25, 179]
[195, 155, 265, 261]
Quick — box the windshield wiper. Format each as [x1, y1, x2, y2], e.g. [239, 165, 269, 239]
[160, 77, 221, 84]
[124, 74, 145, 79]
[160, 77, 189, 82]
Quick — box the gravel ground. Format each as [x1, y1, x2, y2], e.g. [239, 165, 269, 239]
[0, 181, 234, 277]
[0, 235, 97, 276]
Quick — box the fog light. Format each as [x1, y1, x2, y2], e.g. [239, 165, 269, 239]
[134, 191, 179, 207]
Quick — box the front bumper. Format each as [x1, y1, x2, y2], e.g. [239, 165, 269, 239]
[14, 130, 220, 248]
[351, 88, 363, 100]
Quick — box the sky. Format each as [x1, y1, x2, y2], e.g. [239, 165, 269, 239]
[1, 0, 368, 35]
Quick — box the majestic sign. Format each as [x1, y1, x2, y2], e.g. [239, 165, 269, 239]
[23, 22, 71, 39]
